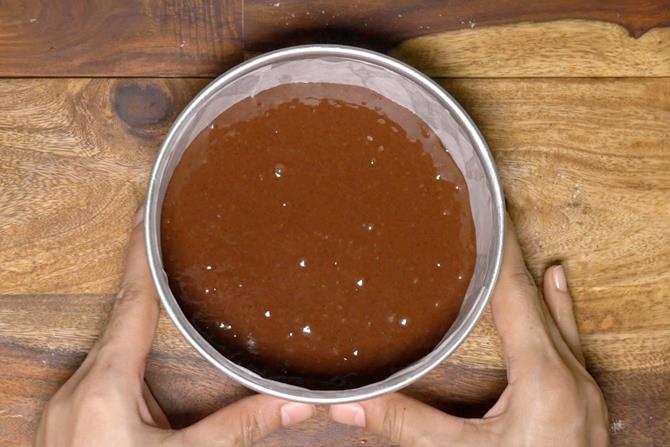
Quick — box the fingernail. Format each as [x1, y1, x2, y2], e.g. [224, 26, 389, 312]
[552, 265, 567, 292]
[133, 205, 145, 226]
[330, 403, 366, 427]
[280, 402, 315, 427]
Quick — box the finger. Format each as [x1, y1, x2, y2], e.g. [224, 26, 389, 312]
[490, 215, 554, 371]
[330, 393, 485, 447]
[173, 395, 314, 447]
[543, 265, 585, 365]
[98, 206, 160, 374]
[141, 381, 171, 429]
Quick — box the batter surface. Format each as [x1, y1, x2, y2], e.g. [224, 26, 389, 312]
[161, 83, 476, 389]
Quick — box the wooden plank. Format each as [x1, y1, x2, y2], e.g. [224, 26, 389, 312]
[1, 77, 668, 445]
[2, 77, 669, 302]
[391, 20, 670, 77]
[0, 1, 242, 77]
[1, 283, 667, 377]
[1, 77, 668, 421]
[1, 1, 669, 77]
[243, 0, 670, 52]
[0, 294, 667, 446]
[1, 288, 668, 385]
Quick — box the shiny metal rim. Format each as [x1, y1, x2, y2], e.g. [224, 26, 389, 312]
[145, 44, 505, 404]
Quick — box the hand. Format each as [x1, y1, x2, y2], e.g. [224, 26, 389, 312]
[36, 208, 315, 447]
[329, 217, 609, 446]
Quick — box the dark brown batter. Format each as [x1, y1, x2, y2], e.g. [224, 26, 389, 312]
[161, 83, 476, 389]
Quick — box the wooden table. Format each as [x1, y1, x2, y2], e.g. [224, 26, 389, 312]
[1, 1, 669, 446]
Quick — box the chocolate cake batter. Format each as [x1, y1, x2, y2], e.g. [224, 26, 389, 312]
[161, 83, 476, 389]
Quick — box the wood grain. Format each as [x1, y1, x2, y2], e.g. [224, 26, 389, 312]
[0, 77, 668, 447]
[438, 77, 670, 321]
[1, 1, 669, 77]
[244, 0, 670, 52]
[0, 0, 242, 77]
[391, 20, 670, 77]
[1, 294, 667, 446]
[0, 78, 209, 294]
[3, 77, 668, 304]
[2, 2, 669, 445]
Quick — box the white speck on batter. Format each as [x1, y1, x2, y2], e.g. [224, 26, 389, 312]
[610, 419, 625, 434]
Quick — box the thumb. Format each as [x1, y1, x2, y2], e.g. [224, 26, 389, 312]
[170, 394, 315, 447]
[330, 393, 486, 447]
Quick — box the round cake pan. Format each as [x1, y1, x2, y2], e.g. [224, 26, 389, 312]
[145, 44, 505, 404]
